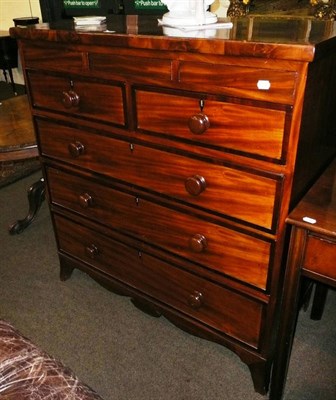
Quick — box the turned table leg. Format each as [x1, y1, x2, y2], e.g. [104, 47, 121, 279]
[8, 177, 46, 235]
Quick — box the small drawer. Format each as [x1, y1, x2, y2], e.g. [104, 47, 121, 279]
[89, 53, 173, 82]
[22, 43, 84, 71]
[47, 168, 271, 289]
[178, 61, 298, 104]
[27, 71, 126, 127]
[135, 89, 287, 162]
[37, 119, 281, 231]
[55, 214, 264, 348]
[303, 234, 336, 282]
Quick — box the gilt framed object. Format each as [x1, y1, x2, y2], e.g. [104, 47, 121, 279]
[226, 0, 336, 19]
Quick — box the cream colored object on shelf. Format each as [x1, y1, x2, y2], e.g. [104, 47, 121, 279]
[161, 0, 218, 26]
[211, 0, 231, 17]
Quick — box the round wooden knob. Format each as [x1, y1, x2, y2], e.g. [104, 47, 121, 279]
[185, 175, 207, 196]
[189, 234, 208, 253]
[62, 90, 80, 109]
[79, 193, 93, 208]
[68, 141, 85, 158]
[85, 244, 99, 259]
[188, 291, 203, 309]
[188, 113, 210, 135]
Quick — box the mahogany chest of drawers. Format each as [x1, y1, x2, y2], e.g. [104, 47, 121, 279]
[11, 15, 336, 395]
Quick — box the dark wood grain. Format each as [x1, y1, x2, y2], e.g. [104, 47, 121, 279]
[135, 89, 288, 161]
[28, 72, 126, 127]
[55, 214, 264, 348]
[47, 167, 272, 290]
[37, 119, 280, 231]
[12, 16, 336, 396]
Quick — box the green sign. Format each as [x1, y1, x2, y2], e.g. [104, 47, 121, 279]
[63, 0, 100, 8]
[134, 0, 166, 10]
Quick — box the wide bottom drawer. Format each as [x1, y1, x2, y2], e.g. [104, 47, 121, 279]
[54, 214, 264, 349]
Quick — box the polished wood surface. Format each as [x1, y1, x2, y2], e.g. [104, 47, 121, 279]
[271, 157, 336, 400]
[0, 95, 37, 161]
[11, 16, 336, 396]
[37, 119, 279, 232]
[46, 167, 271, 290]
[286, 159, 336, 241]
[10, 16, 336, 60]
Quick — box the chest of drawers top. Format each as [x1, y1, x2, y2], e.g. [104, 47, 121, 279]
[11, 15, 334, 60]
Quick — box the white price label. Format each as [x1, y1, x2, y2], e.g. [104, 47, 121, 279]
[303, 216, 317, 224]
[257, 80, 271, 90]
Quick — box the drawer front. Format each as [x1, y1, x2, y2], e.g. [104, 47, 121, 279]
[179, 61, 298, 104]
[303, 234, 336, 283]
[28, 72, 126, 126]
[135, 89, 287, 162]
[38, 119, 280, 231]
[89, 53, 173, 82]
[22, 43, 84, 72]
[55, 215, 264, 348]
[47, 168, 271, 289]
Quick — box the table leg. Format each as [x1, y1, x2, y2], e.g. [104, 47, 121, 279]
[310, 282, 328, 320]
[8, 177, 46, 235]
[270, 226, 307, 400]
[7, 67, 17, 95]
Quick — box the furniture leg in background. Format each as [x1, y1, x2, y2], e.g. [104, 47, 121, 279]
[8, 177, 46, 234]
[0, 31, 18, 96]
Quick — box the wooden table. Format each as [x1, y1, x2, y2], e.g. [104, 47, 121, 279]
[270, 158, 336, 399]
[0, 95, 38, 160]
[0, 95, 45, 234]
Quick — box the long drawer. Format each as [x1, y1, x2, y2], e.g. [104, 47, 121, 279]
[37, 119, 281, 231]
[27, 71, 126, 127]
[47, 167, 271, 290]
[54, 214, 264, 349]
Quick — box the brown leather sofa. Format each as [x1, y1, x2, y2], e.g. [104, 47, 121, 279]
[0, 320, 104, 399]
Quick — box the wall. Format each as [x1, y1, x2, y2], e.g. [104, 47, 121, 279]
[0, 0, 42, 31]
[0, 0, 42, 84]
